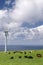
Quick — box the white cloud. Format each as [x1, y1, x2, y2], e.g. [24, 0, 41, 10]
[0, 0, 43, 29]
[5, 25, 42, 41]
[9, 0, 43, 24]
[0, 0, 43, 45]
[0, 10, 7, 19]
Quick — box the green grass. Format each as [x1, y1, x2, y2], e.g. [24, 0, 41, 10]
[0, 50, 43, 65]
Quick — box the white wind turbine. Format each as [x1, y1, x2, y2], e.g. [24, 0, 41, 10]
[3, 26, 9, 52]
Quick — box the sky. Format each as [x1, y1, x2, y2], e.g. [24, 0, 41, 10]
[0, 0, 43, 45]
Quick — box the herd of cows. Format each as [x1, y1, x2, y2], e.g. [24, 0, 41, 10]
[7, 51, 42, 59]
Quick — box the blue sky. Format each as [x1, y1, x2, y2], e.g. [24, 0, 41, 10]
[0, 0, 15, 9]
[0, 0, 43, 45]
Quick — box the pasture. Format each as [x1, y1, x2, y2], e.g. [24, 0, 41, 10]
[0, 50, 43, 65]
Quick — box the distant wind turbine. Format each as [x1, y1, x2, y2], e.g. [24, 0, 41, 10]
[3, 26, 9, 52]
[4, 29, 8, 52]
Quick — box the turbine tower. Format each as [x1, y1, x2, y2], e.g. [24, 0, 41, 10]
[4, 29, 8, 52]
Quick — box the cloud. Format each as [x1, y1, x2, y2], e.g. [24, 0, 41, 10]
[7, 0, 43, 41]
[5, 25, 42, 41]
[9, 0, 43, 25]
[0, 0, 43, 29]
[0, 25, 43, 45]
[0, 0, 43, 45]
[0, 10, 7, 19]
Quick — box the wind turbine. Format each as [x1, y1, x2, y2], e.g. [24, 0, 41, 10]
[4, 27, 9, 52]
[2, 10, 10, 52]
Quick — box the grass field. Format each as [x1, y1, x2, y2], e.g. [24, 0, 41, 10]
[0, 50, 43, 65]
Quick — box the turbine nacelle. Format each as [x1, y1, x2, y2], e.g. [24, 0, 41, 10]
[4, 30, 8, 37]
[3, 25, 9, 37]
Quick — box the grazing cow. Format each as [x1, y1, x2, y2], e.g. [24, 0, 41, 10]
[13, 51, 16, 54]
[13, 51, 23, 54]
[24, 56, 33, 59]
[24, 51, 27, 54]
[20, 51, 23, 54]
[28, 56, 33, 59]
[29, 51, 32, 53]
[24, 56, 28, 58]
[10, 57, 14, 59]
[8, 52, 10, 54]
[19, 56, 22, 58]
[36, 54, 42, 58]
